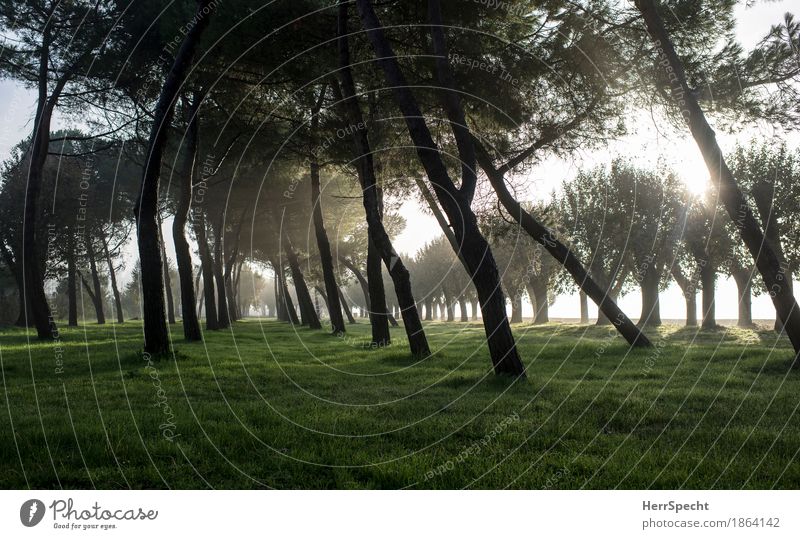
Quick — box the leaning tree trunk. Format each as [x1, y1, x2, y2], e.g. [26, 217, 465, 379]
[134, 0, 213, 354]
[283, 233, 322, 330]
[86, 232, 106, 325]
[636, 0, 800, 364]
[355, 0, 512, 362]
[364, 236, 389, 343]
[274, 258, 300, 325]
[309, 87, 346, 335]
[732, 269, 754, 328]
[171, 93, 203, 341]
[338, 3, 430, 356]
[338, 287, 356, 324]
[101, 235, 124, 324]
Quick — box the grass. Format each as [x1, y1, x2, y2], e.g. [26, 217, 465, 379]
[0, 318, 798, 489]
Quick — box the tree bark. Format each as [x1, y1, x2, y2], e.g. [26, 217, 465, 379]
[636, 0, 800, 363]
[134, 0, 213, 354]
[355, 0, 518, 369]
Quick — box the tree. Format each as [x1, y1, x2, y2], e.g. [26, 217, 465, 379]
[355, 0, 524, 375]
[134, 0, 215, 355]
[337, 1, 429, 357]
[0, 1, 133, 338]
[729, 141, 800, 331]
[634, 0, 800, 364]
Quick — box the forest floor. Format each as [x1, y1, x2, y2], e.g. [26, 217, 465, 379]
[1, 319, 798, 489]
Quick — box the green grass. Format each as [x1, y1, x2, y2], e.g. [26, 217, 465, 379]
[1, 318, 798, 489]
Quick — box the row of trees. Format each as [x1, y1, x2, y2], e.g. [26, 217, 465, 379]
[1, 0, 799, 377]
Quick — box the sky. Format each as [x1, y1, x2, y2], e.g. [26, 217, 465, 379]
[0, 0, 796, 322]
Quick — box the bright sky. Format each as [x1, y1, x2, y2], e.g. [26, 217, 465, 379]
[0, 1, 796, 322]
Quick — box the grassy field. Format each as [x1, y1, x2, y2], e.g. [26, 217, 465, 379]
[1, 318, 798, 489]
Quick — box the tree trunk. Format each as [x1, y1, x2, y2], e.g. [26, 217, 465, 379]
[532, 279, 549, 325]
[596, 293, 617, 326]
[732, 269, 754, 328]
[672, 266, 698, 327]
[157, 215, 176, 325]
[471, 300, 478, 321]
[22, 31, 57, 340]
[445, 296, 455, 322]
[638, 269, 662, 327]
[2, 242, 31, 328]
[192, 210, 218, 330]
[424, 298, 433, 321]
[66, 233, 78, 326]
[101, 235, 124, 324]
[86, 233, 106, 325]
[580, 291, 589, 323]
[700, 262, 717, 329]
[274, 259, 299, 325]
[211, 219, 230, 329]
[309, 91, 346, 335]
[338, 287, 356, 324]
[510, 294, 522, 324]
[636, 0, 800, 363]
[134, 2, 212, 354]
[365, 235, 391, 345]
[337, 4, 430, 356]
[172, 93, 202, 341]
[355, 0, 515, 366]
[458, 297, 468, 322]
[283, 233, 322, 330]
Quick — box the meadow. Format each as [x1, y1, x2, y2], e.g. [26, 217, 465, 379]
[1, 319, 798, 489]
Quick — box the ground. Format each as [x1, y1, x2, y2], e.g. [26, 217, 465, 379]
[0, 319, 798, 489]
